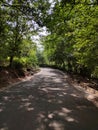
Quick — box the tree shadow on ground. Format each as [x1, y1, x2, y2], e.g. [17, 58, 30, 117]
[0, 68, 98, 130]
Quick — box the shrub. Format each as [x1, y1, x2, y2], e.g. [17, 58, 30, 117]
[12, 59, 23, 69]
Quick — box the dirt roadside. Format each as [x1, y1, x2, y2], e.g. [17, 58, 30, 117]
[66, 74, 98, 107]
[0, 67, 39, 89]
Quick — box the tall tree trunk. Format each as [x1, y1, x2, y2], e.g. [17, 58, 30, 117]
[68, 60, 72, 72]
[9, 56, 14, 67]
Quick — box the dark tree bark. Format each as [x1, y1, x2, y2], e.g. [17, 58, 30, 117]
[9, 55, 14, 68]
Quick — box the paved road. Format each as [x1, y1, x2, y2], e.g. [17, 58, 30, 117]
[0, 68, 98, 130]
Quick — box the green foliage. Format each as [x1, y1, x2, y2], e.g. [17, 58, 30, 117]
[36, 50, 48, 65]
[11, 59, 24, 69]
[42, 0, 98, 78]
[92, 66, 98, 78]
[0, 0, 98, 78]
[0, 0, 50, 68]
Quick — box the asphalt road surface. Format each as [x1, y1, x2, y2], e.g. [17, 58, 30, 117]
[0, 68, 98, 130]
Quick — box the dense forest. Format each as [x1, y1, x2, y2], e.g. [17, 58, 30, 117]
[0, 0, 98, 78]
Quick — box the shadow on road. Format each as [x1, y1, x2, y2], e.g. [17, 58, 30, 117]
[0, 68, 98, 130]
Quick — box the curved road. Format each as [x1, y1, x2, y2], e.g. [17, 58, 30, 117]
[0, 68, 98, 130]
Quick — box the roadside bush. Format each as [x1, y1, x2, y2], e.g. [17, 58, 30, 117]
[92, 66, 98, 78]
[12, 59, 23, 69]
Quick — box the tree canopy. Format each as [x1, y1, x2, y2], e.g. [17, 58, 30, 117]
[42, 0, 98, 78]
[0, 0, 98, 78]
[0, 0, 50, 67]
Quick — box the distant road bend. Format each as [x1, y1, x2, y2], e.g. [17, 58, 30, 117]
[0, 68, 98, 130]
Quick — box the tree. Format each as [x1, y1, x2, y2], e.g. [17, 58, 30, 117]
[0, 0, 51, 67]
[42, 0, 98, 77]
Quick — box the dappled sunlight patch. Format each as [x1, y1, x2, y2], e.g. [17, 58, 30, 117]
[39, 86, 68, 97]
[49, 121, 65, 130]
[65, 117, 76, 122]
[23, 102, 31, 107]
[37, 113, 46, 122]
[0, 127, 8, 130]
[63, 83, 70, 87]
[2, 94, 21, 102]
[53, 78, 62, 83]
[56, 108, 73, 120]
[62, 92, 67, 95]
[57, 94, 64, 97]
[26, 107, 34, 111]
[87, 95, 98, 107]
[21, 98, 29, 102]
[3, 96, 9, 101]
[70, 93, 80, 98]
[28, 95, 34, 99]
[51, 109, 78, 124]
[61, 107, 72, 113]
[48, 99, 52, 103]
[46, 87, 65, 91]
[18, 102, 32, 111]
[58, 112, 67, 117]
[0, 108, 3, 112]
[48, 87, 61, 91]
[38, 113, 45, 118]
[48, 113, 54, 119]
[41, 88, 48, 93]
